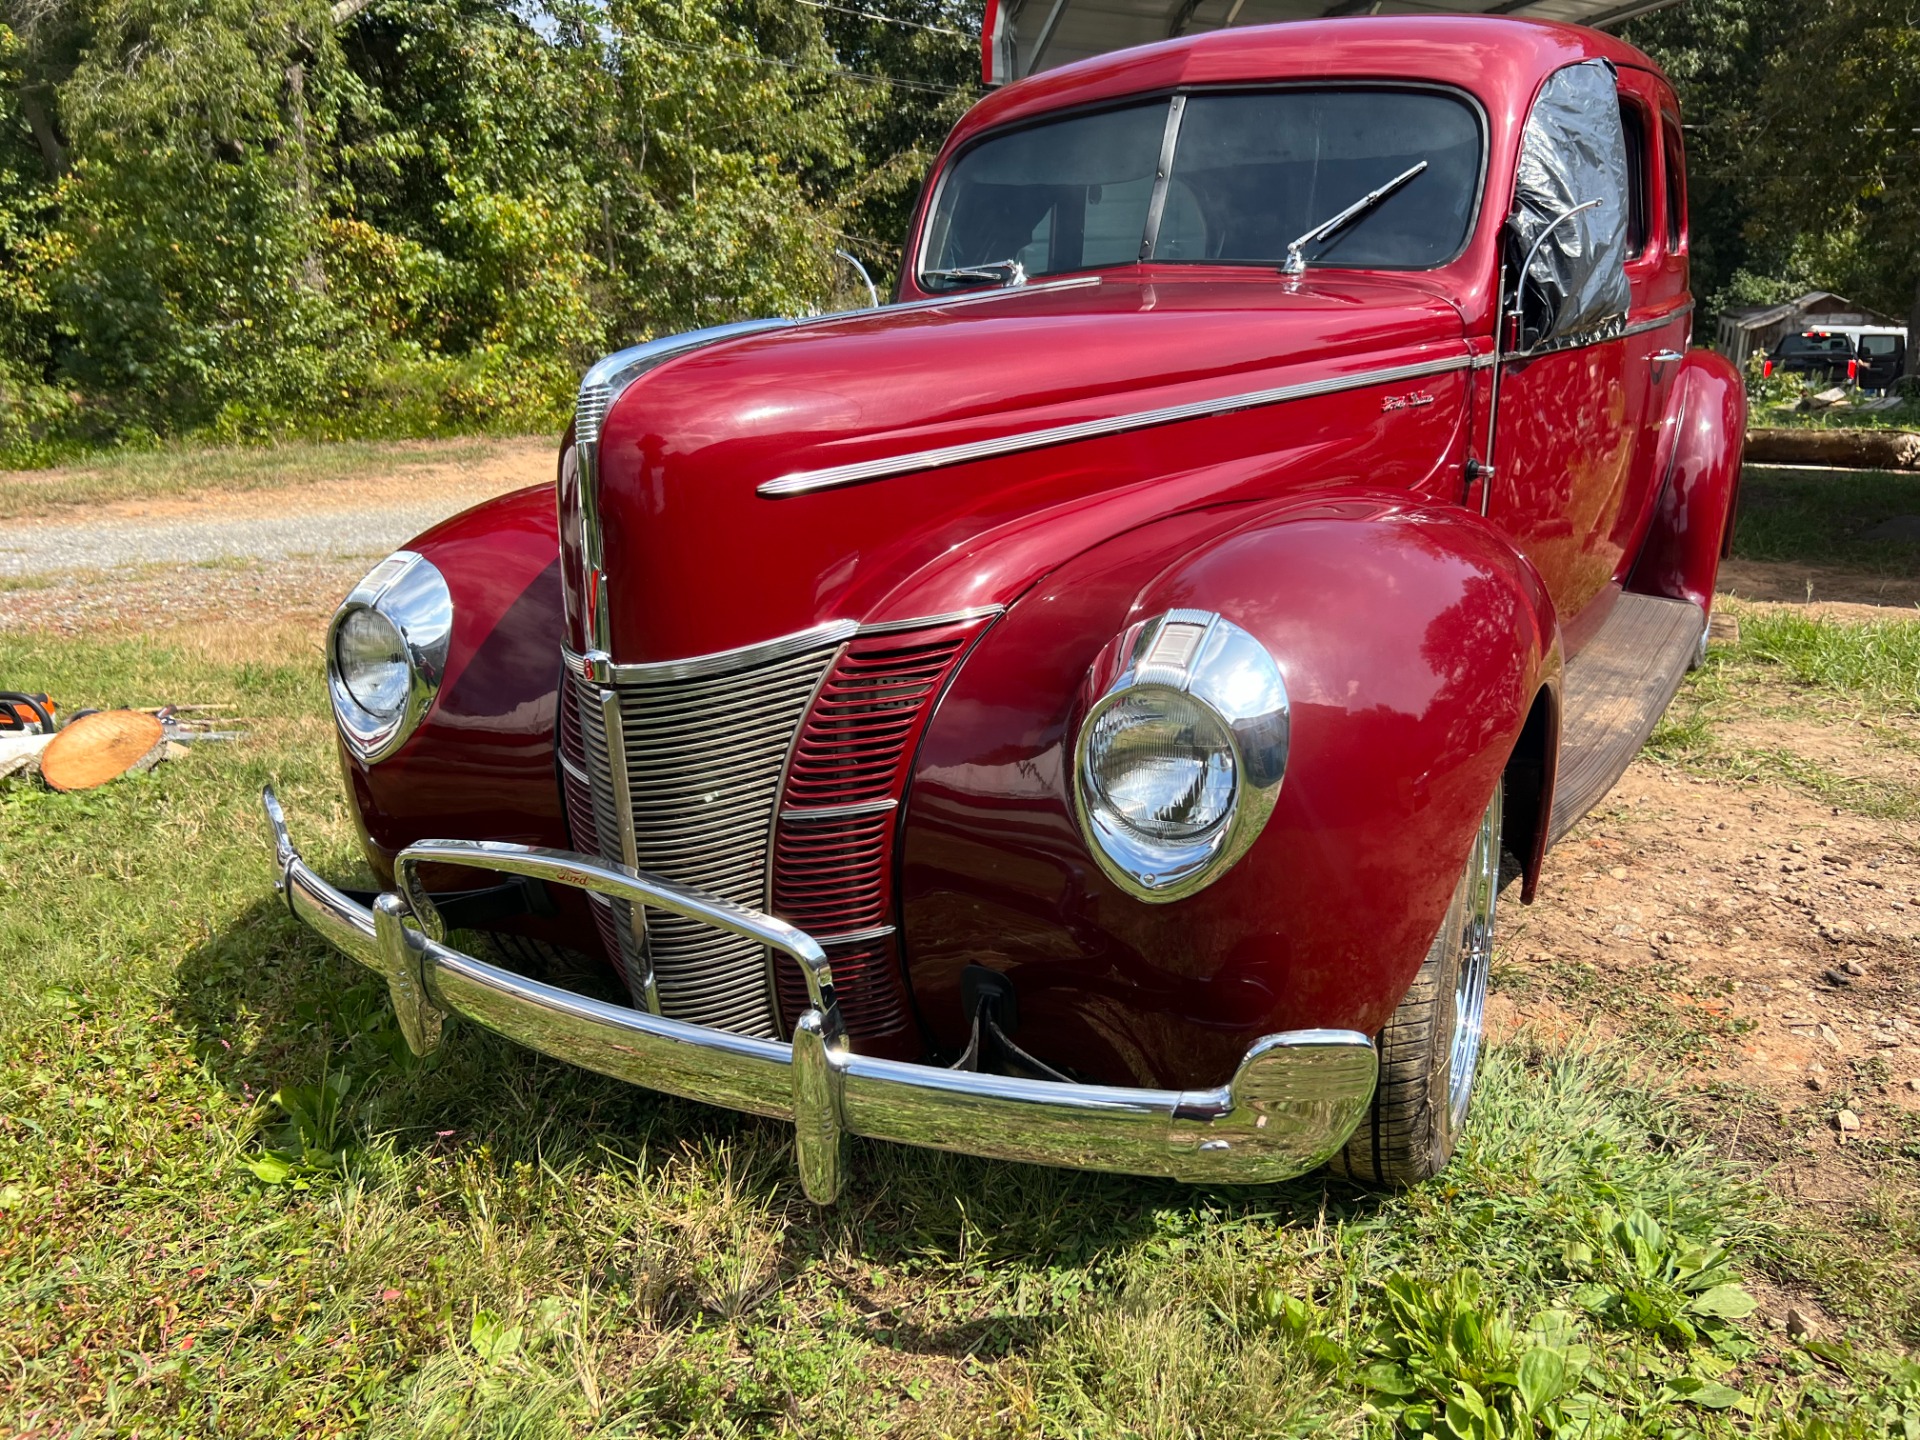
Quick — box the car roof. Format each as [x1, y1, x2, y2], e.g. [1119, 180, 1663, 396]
[951, 17, 1667, 147]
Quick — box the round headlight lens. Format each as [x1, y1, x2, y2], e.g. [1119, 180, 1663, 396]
[1083, 686, 1237, 842]
[334, 607, 410, 718]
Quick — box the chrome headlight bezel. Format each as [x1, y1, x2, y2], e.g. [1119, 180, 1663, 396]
[1073, 609, 1289, 903]
[326, 551, 453, 764]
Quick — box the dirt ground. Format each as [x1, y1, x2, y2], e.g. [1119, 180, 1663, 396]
[1720, 556, 1920, 609]
[1491, 592, 1920, 1329]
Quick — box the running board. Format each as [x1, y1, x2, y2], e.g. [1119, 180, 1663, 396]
[1548, 593, 1704, 846]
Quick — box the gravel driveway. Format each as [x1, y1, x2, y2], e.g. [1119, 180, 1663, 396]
[0, 454, 542, 634]
[0, 501, 471, 578]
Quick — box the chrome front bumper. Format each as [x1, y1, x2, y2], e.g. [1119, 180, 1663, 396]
[262, 788, 1377, 1203]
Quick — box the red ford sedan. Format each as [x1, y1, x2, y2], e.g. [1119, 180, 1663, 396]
[265, 17, 1742, 1203]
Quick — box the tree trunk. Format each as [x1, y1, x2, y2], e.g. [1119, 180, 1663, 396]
[1744, 426, 1920, 469]
[284, 60, 328, 293]
[19, 88, 65, 177]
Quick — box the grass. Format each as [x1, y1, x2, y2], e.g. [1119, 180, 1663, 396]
[1749, 395, 1920, 433]
[4, 630, 1920, 1435]
[1645, 605, 1920, 821]
[1731, 468, 1920, 576]
[0, 435, 544, 522]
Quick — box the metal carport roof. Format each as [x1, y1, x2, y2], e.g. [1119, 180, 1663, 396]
[982, 0, 1686, 83]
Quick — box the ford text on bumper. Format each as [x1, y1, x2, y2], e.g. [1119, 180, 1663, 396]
[264, 788, 1377, 1203]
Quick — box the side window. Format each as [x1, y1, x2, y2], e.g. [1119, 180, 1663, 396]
[1662, 117, 1686, 250]
[1618, 102, 1650, 258]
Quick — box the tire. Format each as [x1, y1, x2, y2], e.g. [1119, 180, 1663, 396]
[1331, 781, 1502, 1186]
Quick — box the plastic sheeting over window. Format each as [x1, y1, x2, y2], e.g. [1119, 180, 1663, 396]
[1510, 60, 1631, 348]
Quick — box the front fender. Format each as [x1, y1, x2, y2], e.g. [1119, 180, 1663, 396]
[1627, 352, 1746, 612]
[900, 496, 1557, 1089]
[339, 483, 569, 887]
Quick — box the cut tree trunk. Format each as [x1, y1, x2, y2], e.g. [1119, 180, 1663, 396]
[1744, 427, 1920, 470]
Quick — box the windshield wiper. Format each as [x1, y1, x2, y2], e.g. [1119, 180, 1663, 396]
[922, 258, 1028, 289]
[1281, 161, 1429, 276]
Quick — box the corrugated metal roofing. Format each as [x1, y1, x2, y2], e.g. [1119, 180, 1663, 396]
[987, 0, 1685, 81]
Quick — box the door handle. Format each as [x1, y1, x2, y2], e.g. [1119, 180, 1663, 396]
[1650, 349, 1684, 366]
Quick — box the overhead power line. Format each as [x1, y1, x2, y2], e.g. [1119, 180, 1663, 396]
[794, 0, 966, 37]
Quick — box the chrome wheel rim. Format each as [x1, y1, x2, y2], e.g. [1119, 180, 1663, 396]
[1448, 784, 1502, 1131]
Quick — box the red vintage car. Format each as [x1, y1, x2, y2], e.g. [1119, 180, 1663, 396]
[264, 17, 1742, 1203]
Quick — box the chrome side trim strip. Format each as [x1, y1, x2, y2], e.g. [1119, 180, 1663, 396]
[780, 798, 898, 822]
[857, 605, 1005, 636]
[1468, 300, 1693, 371]
[758, 352, 1474, 498]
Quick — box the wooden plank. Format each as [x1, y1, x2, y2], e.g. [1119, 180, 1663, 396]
[1548, 593, 1703, 846]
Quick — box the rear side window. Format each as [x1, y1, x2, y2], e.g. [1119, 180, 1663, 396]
[1661, 118, 1685, 250]
[1619, 102, 1649, 257]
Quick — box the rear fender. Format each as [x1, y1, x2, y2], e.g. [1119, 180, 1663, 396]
[900, 495, 1559, 1089]
[1627, 352, 1746, 612]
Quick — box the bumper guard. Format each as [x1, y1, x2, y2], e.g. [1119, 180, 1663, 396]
[262, 788, 1376, 1202]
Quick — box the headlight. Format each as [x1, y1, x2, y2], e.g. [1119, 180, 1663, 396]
[326, 551, 452, 764]
[1074, 610, 1288, 902]
[334, 608, 409, 716]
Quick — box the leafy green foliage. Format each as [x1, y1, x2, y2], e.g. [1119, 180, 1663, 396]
[1622, 0, 1919, 348]
[0, 0, 973, 461]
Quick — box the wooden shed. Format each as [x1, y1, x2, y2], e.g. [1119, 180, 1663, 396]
[1713, 292, 1904, 370]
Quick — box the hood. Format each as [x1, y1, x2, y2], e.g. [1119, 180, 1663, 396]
[588, 272, 1471, 662]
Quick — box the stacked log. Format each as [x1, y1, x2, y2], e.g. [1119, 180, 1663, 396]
[1744, 428, 1920, 470]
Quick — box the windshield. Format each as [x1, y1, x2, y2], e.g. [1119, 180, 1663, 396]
[920, 88, 1483, 288]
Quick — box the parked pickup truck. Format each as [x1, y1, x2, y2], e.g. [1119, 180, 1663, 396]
[265, 17, 1742, 1202]
[1764, 331, 1858, 385]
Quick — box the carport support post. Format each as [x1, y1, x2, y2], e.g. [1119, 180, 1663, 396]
[1907, 272, 1920, 381]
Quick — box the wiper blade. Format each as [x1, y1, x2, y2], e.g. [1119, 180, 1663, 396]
[922, 258, 1028, 288]
[1281, 160, 1428, 276]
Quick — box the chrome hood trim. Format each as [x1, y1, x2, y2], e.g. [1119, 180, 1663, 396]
[757, 351, 1474, 498]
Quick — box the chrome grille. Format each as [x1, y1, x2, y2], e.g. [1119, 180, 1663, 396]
[562, 641, 841, 1036]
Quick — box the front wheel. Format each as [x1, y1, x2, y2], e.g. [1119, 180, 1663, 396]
[1330, 781, 1501, 1186]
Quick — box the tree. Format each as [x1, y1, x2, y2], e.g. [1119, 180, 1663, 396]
[1749, 0, 1920, 375]
[1618, 0, 1801, 317]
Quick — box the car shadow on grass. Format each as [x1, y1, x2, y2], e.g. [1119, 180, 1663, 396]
[170, 894, 1381, 1340]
